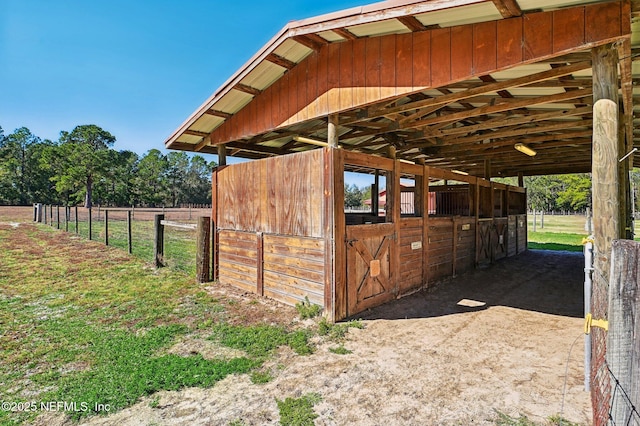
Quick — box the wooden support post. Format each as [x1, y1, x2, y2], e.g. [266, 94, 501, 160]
[607, 240, 640, 425]
[196, 216, 211, 283]
[328, 114, 339, 148]
[592, 99, 621, 282]
[484, 159, 491, 181]
[452, 217, 458, 277]
[88, 208, 92, 240]
[154, 214, 165, 267]
[388, 145, 397, 160]
[127, 210, 132, 254]
[43, 204, 47, 224]
[372, 170, 379, 217]
[518, 172, 524, 188]
[422, 166, 430, 286]
[104, 210, 109, 246]
[56, 205, 60, 229]
[65, 206, 69, 232]
[49, 205, 53, 226]
[217, 144, 227, 166]
[74, 206, 78, 234]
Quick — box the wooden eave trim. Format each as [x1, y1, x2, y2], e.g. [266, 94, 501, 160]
[397, 15, 428, 32]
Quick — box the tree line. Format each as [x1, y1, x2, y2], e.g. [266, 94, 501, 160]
[0, 124, 215, 208]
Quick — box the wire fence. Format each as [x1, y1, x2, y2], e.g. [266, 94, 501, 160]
[606, 361, 640, 426]
[34, 204, 210, 275]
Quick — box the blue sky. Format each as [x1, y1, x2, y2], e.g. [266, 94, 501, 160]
[1, 0, 366, 160]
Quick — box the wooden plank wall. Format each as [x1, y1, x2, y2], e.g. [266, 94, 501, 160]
[428, 218, 455, 281]
[262, 235, 325, 307]
[209, 1, 628, 145]
[516, 214, 527, 253]
[455, 217, 476, 275]
[508, 216, 518, 257]
[218, 230, 258, 293]
[217, 149, 325, 237]
[398, 217, 424, 294]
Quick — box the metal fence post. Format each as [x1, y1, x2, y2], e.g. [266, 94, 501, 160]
[127, 210, 132, 254]
[104, 210, 109, 246]
[88, 208, 92, 240]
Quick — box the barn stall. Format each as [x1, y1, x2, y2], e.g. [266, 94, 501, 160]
[211, 147, 526, 320]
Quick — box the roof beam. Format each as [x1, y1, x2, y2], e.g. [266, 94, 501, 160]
[351, 61, 593, 124]
[265, 53, 297, 70]
[204, 109, 232, 119]
[332, 27, 358, 40]
[235, 83, 262, 96]
[491, 0, 522, 18]
[397, 15, 428, 32]
[184, 129, 209, 138]
[292, 34, 326, 51]
[404, 88, 592, 130]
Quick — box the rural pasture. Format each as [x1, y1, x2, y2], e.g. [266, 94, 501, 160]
[0, 206, 597, 425]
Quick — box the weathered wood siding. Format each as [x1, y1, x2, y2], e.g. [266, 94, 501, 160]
[455, 217, 476, 275]
[218, 230, 258, 293]
[217, 149, 325, 237]
[263, 235, 325, 307]
[428, 218, 455, 281]
[508, 216, 518, 257]
[399, 217, 424, 294]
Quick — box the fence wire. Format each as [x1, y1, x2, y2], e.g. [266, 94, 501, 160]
[607, 361, 640, 426]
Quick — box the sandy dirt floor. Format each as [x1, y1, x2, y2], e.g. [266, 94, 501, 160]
[31, 248, 591, 426]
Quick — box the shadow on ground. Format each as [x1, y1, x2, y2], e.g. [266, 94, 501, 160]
[357, 249, 584, 321]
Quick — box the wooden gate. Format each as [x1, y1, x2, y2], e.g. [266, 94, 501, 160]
[477, 219, 492, 265]
[493, 218, 508, 261]
[346, 223, 395, 316]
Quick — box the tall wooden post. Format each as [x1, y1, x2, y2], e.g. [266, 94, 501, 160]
[484, 159, 491, 181]
[517, 172, 524, 188]
[154, 214, 165, 267]
[591, 43, 622, 426]
[196, 216, 211, 283]
[328, 114, 339, 148]
[217, 144, 227, 166]
[607, 240, 640, 426]
[74, 205, 79, 234]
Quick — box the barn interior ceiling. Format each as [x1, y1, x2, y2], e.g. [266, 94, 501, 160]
[165, 0, 640, 178]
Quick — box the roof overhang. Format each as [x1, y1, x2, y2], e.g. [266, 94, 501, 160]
[165, 0, 640, 177]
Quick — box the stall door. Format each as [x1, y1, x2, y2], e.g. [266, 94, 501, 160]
[477, 219, 492, 265]
[346, 223, 395, 316]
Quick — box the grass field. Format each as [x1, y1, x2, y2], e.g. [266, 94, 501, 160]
[527, 213, 640, 252]
[0, 209, 316, 425]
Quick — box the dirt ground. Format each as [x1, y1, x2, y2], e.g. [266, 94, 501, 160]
[29, 248, 591, 426]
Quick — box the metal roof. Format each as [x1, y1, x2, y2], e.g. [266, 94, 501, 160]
[165, 0, 640, 177]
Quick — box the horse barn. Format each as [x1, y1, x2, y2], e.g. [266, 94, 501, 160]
[165, 1, 640, 419]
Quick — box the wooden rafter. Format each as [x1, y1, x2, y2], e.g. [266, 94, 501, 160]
[491, 0, 522, 18]
[397, 15, 427, 32]
[204, 109, 232, 119]
[235, 83, 262, 96]
[349, 61, 593, 125]
[265, 53, 297, 70]
[332, 27, 358, 40]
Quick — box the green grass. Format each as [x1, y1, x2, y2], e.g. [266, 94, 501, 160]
[295, 296, 322, 320]
[0, 222, 309, 425]
[208, 323, 313, 357]
[276, 393, 322, 426]
[318, 318, 364, 341]
[527, 231, 586, 252]
[328, 345, 352, 355]
[493, 411, 583, 426]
